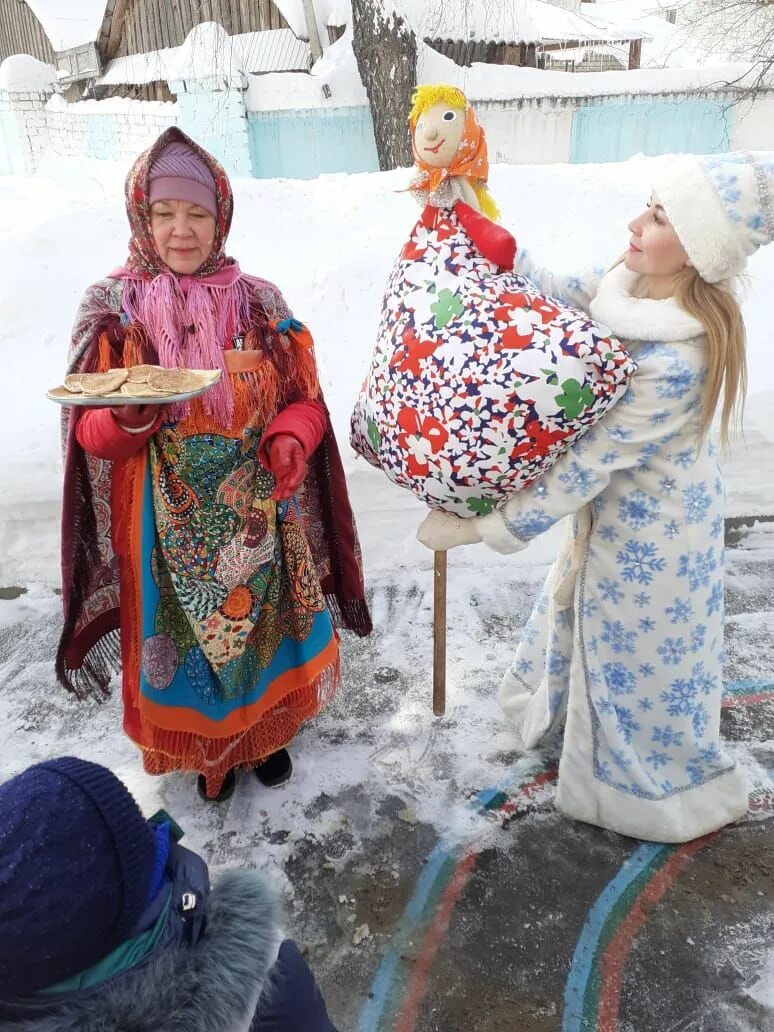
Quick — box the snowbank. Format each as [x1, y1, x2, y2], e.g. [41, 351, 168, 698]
[45, 92, 174, 116]
[421, 48, 759, 99]
[169, 21, 243, 81]
[0, 54, 55, 93]
[247, 30, 367, 110]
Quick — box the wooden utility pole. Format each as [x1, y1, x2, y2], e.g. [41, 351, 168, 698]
[302, 0, 324, 61]
[433, 552, 447, 716]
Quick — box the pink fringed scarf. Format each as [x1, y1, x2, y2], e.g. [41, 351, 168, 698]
[117, 128, 260, 425]
[112, 264, 261, 426]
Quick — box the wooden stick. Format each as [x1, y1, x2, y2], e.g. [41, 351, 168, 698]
[433, 550, 447, 716]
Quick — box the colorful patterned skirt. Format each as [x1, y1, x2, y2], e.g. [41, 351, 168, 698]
[118, 402, 339, 797]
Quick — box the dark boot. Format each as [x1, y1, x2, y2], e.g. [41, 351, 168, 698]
[254, 749, 293, 787]
[197, 767, 236, 802]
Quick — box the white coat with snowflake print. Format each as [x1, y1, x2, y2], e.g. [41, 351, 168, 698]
[479, 259, 749, 843]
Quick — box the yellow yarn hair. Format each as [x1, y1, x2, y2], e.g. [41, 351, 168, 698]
[408, 83, 501, 222]
[408, 84, 467, 125]
[474, 185, 500, 222]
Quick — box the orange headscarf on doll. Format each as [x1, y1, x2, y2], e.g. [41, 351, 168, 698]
[409, 84, 499, 220]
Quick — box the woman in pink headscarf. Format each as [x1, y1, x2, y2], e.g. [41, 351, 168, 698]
[58, 128, 371, 801]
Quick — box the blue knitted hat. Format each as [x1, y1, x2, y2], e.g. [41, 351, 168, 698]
[0, 757, 157, 997]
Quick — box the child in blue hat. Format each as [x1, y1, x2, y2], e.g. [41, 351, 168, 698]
[0, 757, 337, 1030]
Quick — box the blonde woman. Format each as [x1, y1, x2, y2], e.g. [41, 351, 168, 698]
[419, 151, 773, 843]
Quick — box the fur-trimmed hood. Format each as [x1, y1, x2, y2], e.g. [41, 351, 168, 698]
[589, 262, 705, 342]
[0, 870, 280, 1032]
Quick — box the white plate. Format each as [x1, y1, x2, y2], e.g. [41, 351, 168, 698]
[46, 381, 218, 408]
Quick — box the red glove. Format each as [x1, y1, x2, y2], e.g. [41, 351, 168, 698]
[267, 434, 307, 499]
[455, 201, 517, 270]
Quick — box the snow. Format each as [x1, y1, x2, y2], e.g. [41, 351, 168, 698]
[246, 32, 754, 113]
[748, 951, 774, 1007]
[24, 0, 105, 53]
[99, 24, 310, 87]
[261, 31, 761, 111]
[168, 21, 243, 81]
[45, 92, 173, 116]
[247, 29, 367, 110]
[419, 44, 758, 99]
[0, 153, 773, 588]
[273, 0, 310, 39]
[401, 0, 645, 45]
[274, 0, 352, 45]
[0, 54, 55, 92]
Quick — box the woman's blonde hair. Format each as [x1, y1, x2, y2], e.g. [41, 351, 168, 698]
[672, 266, 747, 449]
[625, 262, 747, 449]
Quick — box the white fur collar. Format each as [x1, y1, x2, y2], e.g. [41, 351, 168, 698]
[589, 263, 705, 342]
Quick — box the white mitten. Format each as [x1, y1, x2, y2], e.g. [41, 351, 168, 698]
[416, 510, 482, 551]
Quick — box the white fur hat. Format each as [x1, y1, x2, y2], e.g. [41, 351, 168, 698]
[649, 151, 774, 284]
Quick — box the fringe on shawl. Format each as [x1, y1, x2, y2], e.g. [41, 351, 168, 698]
[137, 652, 341, 798]
[56, 627, 121, 702]
[324, 595, 373, 638]
[315, 427, 373, 639]
[55, 445, 120, 699]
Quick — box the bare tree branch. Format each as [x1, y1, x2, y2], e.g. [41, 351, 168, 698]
[677, 0, 774, 97]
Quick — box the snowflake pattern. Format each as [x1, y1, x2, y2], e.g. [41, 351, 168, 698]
[706, 582, 723, 617]
[601, 619, 638, 655]
[616, 540, 667, 585]
[598, 577, 624, 603]
[505, 507, 555, 540]
[497, 315, 729, 804]
[614, 705, 641, 744]
[682, 482, 712, 524]
[657, 637, 689, 666]
[558, 461, 601, 497]
[665, 598, 693, 624]
[656, 361, 698, 400]
[618, 489, 661, 530]
[603, 662, 636, 696]
[660, 677, 699, 716]
[677, 548, 718, 591]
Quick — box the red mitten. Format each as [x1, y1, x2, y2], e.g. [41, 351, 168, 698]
[266, 434, 307, 499]
[455, 201, 517, 270]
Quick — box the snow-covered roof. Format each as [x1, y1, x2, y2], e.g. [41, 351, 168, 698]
[274, 0, 350, 43]
[403, 0, 644, 45]
[272, 0, 308, 38]
[24, 0, 106, 52]
[98, 24, 310, 87]
[580, 2, 660, 43]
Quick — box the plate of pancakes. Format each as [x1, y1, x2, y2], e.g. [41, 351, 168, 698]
[47, 365, 222, 406]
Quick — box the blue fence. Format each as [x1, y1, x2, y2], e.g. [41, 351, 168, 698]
[247, 105, 379, 180]
[569, 95, 733, 163]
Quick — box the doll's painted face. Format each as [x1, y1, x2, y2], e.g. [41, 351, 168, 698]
[413, 102, 466, 168]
